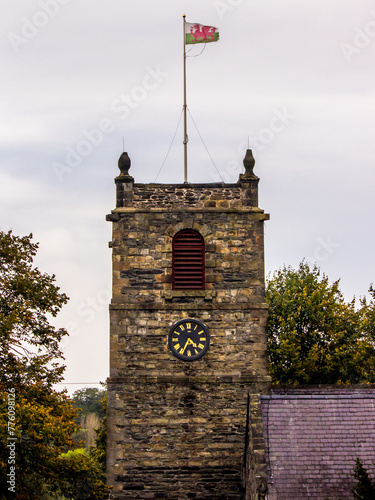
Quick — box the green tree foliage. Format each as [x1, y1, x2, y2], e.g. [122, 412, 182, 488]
[266, 261, 375, 384]
[89, 395, 107, 472]
[72, 387, 107, 450]
[56, 448, 108, 500]
[352, 458, 375, 499]
[358, 285, 375, 339]
[0, 230, 68, 388]
[72, 387, 106, 421]
[0, 383, 78, 498]
[0, 230, 108, 499]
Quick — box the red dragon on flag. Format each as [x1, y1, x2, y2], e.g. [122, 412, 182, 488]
[185, 23, 219, 44]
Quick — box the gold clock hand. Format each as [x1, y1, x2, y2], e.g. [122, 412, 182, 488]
[182, 338, 197, 354]
[181, 339, 190, 353]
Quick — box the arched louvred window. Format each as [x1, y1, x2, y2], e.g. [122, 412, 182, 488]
[172, 229, 205, 290]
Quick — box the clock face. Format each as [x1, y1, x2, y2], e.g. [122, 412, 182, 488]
[168, 319, 210, 361]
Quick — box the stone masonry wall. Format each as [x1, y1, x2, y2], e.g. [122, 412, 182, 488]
[109, 306, 267, 380]
[108, 379, 255, 499]
[107, 173, 270, 499]
[110, 203, 267, 296]
[132, 183, 242, 210]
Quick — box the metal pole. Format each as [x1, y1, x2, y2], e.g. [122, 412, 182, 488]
[183, 14, 188, 183]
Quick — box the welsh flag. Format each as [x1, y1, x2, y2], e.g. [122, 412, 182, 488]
[185, 22, 219, 44]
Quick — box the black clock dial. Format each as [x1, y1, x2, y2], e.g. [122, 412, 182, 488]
[168, 319, 210, 361]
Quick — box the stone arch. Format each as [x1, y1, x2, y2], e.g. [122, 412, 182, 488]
[165, 220, 212, 240]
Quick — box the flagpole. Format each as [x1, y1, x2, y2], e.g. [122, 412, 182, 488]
[183, 14, 188, 183]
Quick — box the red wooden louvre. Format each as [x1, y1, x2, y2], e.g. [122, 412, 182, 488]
[172, 229, 205, 290]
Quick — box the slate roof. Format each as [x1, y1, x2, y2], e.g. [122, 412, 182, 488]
[261, 386, 375, 499]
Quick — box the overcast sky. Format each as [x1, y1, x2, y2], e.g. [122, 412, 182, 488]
[2, 0, 375, 393]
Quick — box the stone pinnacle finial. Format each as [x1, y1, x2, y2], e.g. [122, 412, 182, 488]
[243, 149, 255, 177]
[118, 152, 131, 176]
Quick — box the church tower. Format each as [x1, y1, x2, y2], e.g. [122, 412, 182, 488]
[106, 149, 270, 499]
